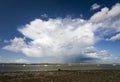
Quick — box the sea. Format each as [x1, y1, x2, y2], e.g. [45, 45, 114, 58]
[0, 64, 120, 72]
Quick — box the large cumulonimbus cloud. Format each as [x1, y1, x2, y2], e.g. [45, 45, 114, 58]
[2, 3, 120, 63]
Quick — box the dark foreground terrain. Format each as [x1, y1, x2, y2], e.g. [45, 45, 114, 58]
[0, 70, 120, 82]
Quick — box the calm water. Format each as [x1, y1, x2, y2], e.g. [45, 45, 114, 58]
[0, 64, 120, 72]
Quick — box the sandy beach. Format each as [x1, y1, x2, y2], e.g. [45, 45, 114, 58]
[0, 70, 120, 82]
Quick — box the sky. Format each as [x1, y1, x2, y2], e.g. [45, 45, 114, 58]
[0, 0, 120, 63]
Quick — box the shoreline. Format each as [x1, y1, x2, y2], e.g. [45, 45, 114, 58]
[0, 70, 120, 82]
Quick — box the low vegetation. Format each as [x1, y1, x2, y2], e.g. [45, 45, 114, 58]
[0, 70, 120, 82]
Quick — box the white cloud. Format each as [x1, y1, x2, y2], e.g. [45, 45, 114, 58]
[3, 37, 27, 52]
[91, 3, 101, 10]
[3, 18, 98, 61]
[90, 7, 109, 23]
[80, 14, 83, 18]
[106, 33, 120, 41]
[3, 18, 96, 59]
[90, 3, 120, 36]
[90, 3, 120, 23]
[2, 3, 120, 63]
[0, 58, 29, 63]
[2, 18, 112, 62]
[41, 13, 48, 18]
[3, 40, 10, 43]
[13, 58, 29, 63]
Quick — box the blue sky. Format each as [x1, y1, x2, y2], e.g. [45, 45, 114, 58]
[0, 0, 120, 63]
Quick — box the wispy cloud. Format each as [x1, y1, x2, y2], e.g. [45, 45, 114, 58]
[13, 58, 29, 63]
[91, 3, 101, 10]
[41, 13, 48, 18]
[3, 40, 10, 43]
[0, 58, 29, 63]
[106, 33, 120, 41]
[2, 3, 120, 63]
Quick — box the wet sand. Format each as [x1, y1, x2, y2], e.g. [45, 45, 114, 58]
[0, 70, 120, 82]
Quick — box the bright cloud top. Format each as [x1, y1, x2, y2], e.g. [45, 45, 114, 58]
[3, 3, 120, 63]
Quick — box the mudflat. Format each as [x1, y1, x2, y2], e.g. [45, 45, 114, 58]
[0, 70, 120, 82]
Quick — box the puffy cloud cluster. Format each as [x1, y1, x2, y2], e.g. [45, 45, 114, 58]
[90, 3, 120, 38]
[2, 3, 120, 63]
[90, 3, 120, 23]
